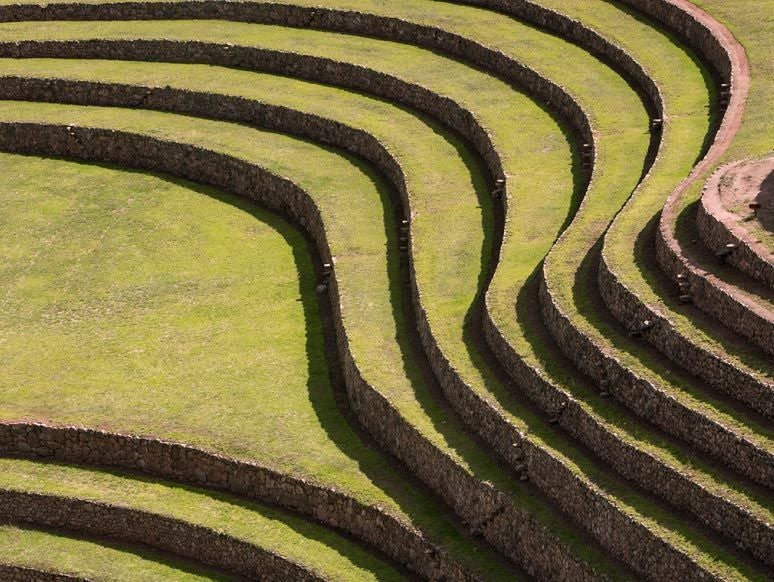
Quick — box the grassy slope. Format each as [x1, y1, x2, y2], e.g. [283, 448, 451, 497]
[0, 9, 764, 580]
[593, 0, 774, 367]
[691, 0, 774, 251]
[2, 60, 768, 578]
[0, 152, 409, 580]
[0, 136, 518, 579]
[690, 0, 773, 162]
[0, 20, 639, 574]
[460, 0, 774, 534]
[0, 525, 231, 581]
[0, 0, 768, 576]
[532, 0, 774, 441]
[0, 458, 406, 581]
[0, 39, 679, 580]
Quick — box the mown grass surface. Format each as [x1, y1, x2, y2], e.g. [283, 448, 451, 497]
[593, 1, 774, 367]
[0, 524, 231, 581]
[690, 0, 774, 254]
[0, 21, 639, 572]
[0, 139, 520, 580]
[3, 60, 767, 580]
[0, 0, 769, 577]
[0, 459, 402, 581]
[530, 0, 774, 441]
[0, 7, 768, 576]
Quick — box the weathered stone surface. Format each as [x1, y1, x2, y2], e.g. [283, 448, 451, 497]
[0, 564, 84, 581]
[0, 490, 318, 581]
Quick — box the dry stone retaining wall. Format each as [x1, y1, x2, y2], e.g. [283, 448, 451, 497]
[696, 164, 774, 289]
[483, 281, 774, 563]
[654, 230, 774, 355]
[598, 253, 773, 418]
[0, 27, 632, 581]
[0, 420, 464, 582]
[0, 124, 600, 581]
[1, 0, 767, 575]
[0, 489, 318, 581]
[0, 8, 766, 577]
[576, 0, 774, 414]
[611, 0, 774, 355]
[0, 565, 83, 582]
[538, 274, 773, 488]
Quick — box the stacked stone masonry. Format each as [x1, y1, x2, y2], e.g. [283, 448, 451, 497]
[0, 421, 470, 582]
[0, 122, 596, 581]
[586, 2, 774, 404]
[0, 565, 83, 581]
[696, 160, 774, 289]
[0, 101, 741, 581]
[618, 0, 774, 355]
[0, 39, 735, 582]
[0, 0, 772, 576]
[0, 489, 318, 581]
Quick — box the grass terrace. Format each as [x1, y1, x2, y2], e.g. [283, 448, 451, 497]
[0, 69, 611, 574]
[531, 0, 774, 463]
[0, 525, 231, 581]
[689, 0, 774, 254]
[0, 147, 514, 579]
[0, 0, 770, 578]
[0, 458, 408, 581]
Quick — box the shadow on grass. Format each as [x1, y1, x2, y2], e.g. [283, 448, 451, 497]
[574, 222, 774, 434]
[605, 0, 720, 165]
[5, 522, 234, 581]
[637, 206, 774, 409]
[3, 457, 401, 581]
[10, 150, 520, 579]
[674, 199, 774, 303]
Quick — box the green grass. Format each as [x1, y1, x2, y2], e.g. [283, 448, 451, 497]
[0, 458, 402, 581]
[523, 0, 774, 446]
[3, 58, 769, 579]
[689, 1, 774, 166]
[0, 0, 769, 576]
[0, 140, 518, 580]
[0, 6, 768, 577]
[593, 1, 774, 368]
[0, 17, 653, 574]
[0, 525, 231, 581]
[689, 0, 774, 256]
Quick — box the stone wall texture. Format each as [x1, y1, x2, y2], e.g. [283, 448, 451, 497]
[614, 0, 774, 356]
[0, 565, 83, 582]
[0, 13, 623, 580]
[0, 109, 725, 582]
[0, 489, 317, 581]
[598, 252, 773, 419]
[539, 273, 773, 488]
[696, 163, 774, 289]
[0, 420, 466, 582]
[0, 123, 597, 581]
[0, 0, 769, 578]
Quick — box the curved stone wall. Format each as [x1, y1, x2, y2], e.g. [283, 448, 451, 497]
[0, 489, 318, 581]
[613, 1, 774, 355]
[538, 274, 773, 487]
[0, 420, 466, 581]
[0, 3, 768, 576]
[483, 278, 773, 563]
[0, 123, 597, 581]
[0, 6, 768, 576]
[0, 565, 83, 581]
[696, 160, 774, 289]
[598, 253, 773, 419]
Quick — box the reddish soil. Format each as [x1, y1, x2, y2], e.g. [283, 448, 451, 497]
[656, 1, 774, 326]
[713, 155, 774, 240]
